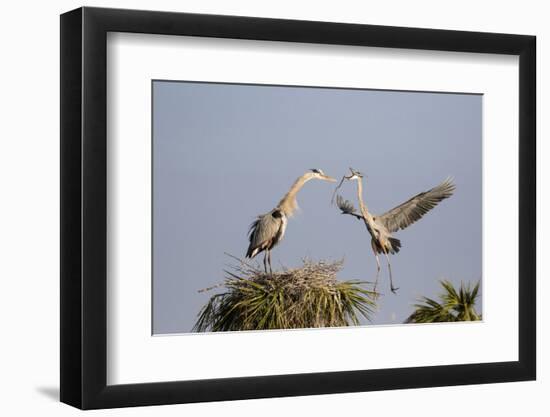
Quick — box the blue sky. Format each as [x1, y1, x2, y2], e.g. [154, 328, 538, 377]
[152, 81, 482, 334]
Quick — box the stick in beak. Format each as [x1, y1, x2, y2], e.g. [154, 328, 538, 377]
[331, 175, 348, 205]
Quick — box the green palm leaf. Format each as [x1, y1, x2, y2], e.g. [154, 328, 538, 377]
[406, 279, 481, 324]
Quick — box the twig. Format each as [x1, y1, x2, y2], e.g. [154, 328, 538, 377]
[330, 175, 348, 205]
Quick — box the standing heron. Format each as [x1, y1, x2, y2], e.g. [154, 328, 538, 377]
[333, 168, 455, 294]
[246, 169, 337, 273]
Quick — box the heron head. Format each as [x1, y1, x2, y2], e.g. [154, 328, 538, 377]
[309, 168, 337, 182]
[345, 167, 364, 181]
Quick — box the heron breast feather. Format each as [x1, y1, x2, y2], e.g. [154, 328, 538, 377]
[277, 215, 287, 239]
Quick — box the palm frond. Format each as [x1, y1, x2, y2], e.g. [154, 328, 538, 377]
[405, 279, 481, 324]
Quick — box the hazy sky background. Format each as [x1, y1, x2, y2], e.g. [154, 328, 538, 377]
[152, 81, 482, 334]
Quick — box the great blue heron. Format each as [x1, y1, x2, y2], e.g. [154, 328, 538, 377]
[333, 168, 455, 294]
[246, 169, 337, 273]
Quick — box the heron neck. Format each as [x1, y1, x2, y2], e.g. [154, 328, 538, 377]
[277, 174, 311, 216]
[356, 179, 374, 223]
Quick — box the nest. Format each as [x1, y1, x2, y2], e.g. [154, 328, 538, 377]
[193, 257, 376, 332]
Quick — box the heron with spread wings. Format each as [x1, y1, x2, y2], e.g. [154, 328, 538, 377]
[246, 169, 337, 273]
[333, 168, 455, 294]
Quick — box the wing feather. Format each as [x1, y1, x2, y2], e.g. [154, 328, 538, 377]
[246, 209, 284, 258]
[336, 195, 364, 220]
[336, 195, 356, 215]
[377, 178, 455, 232]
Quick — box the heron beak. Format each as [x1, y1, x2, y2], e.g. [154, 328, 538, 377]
[322, 175, 337, 183]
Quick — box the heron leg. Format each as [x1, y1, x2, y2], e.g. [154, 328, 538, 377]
[371, 240, 381, 296]
[382, 248, 398, 294]
[267, 250, 273, 275]
[263, 251, 268, 274]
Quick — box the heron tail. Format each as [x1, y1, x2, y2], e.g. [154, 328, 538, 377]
[245, 245, 257, 258]
[389, 237, 401, 254]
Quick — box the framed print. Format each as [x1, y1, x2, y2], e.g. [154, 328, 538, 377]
[60, 6, 536, 409]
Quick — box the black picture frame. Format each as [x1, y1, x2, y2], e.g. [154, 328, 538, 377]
[60, 6, 536, 410]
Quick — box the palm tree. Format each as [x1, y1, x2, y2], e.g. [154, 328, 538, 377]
[405, 280, 481, 323]
[194, 259, 377, 332]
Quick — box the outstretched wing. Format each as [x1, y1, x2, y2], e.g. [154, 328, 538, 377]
[246, 209, 284, 258]
[336, 195, 363, 220]
[377, 178, 455, 233]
